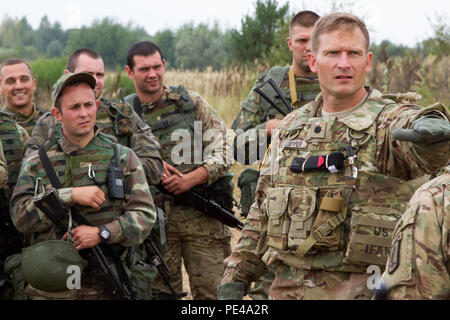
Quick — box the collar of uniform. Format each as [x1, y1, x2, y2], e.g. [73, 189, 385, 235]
[58, 125, 101, 155]
[337, 87, 386, 131]
[139, 85, 170, 110]
[3, 104, 40, 123]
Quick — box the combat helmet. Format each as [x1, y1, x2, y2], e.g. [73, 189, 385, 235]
[21, 240, 88, 292]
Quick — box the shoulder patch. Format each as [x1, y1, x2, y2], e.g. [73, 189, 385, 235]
[388, 234, 401, 274]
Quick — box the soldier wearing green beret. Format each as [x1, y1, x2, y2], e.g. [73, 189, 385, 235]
[10, 72, 157, 300]
[219, 12, 450, 300]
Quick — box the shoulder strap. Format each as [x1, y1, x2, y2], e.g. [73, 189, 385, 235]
[38, 145, 135, 299]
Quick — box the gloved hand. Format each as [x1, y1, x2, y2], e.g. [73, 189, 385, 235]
[217, 282, 245, 300]
[392, 116, 450, 145]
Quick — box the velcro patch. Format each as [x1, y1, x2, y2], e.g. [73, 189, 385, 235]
[388, 235, 401, 274]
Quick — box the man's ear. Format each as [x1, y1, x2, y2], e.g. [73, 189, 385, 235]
[307, 52, 318, 73]
[125, 65, 133, 80]
[51, 107, 62, 121]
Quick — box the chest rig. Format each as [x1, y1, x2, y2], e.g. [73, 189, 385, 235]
[0, 113, 25, 192]
[36, 134, 124, 227]
[263, 96, 419, 273]
[130, 86, 199, 174]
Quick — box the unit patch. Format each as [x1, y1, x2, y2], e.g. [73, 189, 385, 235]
[388, 235, 401, 274]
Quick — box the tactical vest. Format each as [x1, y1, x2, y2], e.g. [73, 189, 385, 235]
[126, 86, 199, 174]
[255, 66, 320, 121]
[0, 113, 25, 194]
[95, 98, 134, 146]
[262, 91, 423, 273]
[36, 133, 124, 229]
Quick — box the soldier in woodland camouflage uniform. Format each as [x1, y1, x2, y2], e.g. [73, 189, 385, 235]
[380, 165, 450, 299]
[125, 41, 233, 300]
[232, 10, 321, 300]
[11, 72, 156, 300]
[218, 13, 450, 300]
[0, 59, 47, 135]
[0, 110, 29, 300]
[0, 144, 7, 186]
[26, 48, 163, 187]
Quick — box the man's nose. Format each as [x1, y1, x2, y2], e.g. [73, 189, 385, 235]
[337, 53, 351, 69]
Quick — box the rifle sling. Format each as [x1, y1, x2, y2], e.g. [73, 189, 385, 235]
[38, 145, 134, 299]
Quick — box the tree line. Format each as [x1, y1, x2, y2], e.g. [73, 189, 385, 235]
[0, 0, 448, 71]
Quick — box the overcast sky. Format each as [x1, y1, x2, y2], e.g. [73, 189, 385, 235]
[1, 0, 448, 47]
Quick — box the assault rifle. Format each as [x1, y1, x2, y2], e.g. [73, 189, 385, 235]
[253, 77, 292, 118]
[156, 184, 243, 231]
[33, 189, 133, 300]
[144, 238, 187, 299]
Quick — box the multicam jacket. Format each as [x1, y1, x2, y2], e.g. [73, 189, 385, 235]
[382, 166, 450, 300]
[25, 97, 163, 186]
[2, 105, 47, 135]
[222, 88, 450, 292]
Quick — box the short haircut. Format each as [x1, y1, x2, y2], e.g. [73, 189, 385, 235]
[126, 41, 164, 70]
[0, 58, 34, 78]
[311, 13, 370, 53]
[66, 48, 101, 72]
[54, 81, 95, 111]
[290, 10, 320, 33]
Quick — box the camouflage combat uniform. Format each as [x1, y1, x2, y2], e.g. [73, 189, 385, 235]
[2, 105, 47, 136]
[222, 87, 450, 300]
[232, 66, 320, 163]
[0, 111, 29, 299]
[126, 85, 233, 300]
[232, 66, 319, 299]
[25, 97, 163, 186]
[381, 166, 450, 300]
[10, 128, 157, 300]
[0, 143, 7, 186]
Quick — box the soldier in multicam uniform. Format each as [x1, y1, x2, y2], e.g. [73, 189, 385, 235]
[26, 48, 163, 187]
[0, 58, 47, 135]
[232, 10, 321, 166]
[380, 165, 450, 299]
[10, 72, 156, 300]
[124, 41, 233, 300]
[232, 10, 321, 300]
[218, 13, 450, 300]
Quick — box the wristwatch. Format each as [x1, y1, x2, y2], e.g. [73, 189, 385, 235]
[98, 225, 111, 243]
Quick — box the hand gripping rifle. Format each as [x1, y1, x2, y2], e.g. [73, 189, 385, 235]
[253, 77, 292, 118]
[144, 238, 187, 299]
[156, 184, 243, 231]
[33, 189, 133, 300]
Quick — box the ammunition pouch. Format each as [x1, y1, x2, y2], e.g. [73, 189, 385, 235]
[237, 168, 260, 217]
[104, 100, 134, 137]
[3, 254, 28, 300]
[344, 205, 402, 267]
